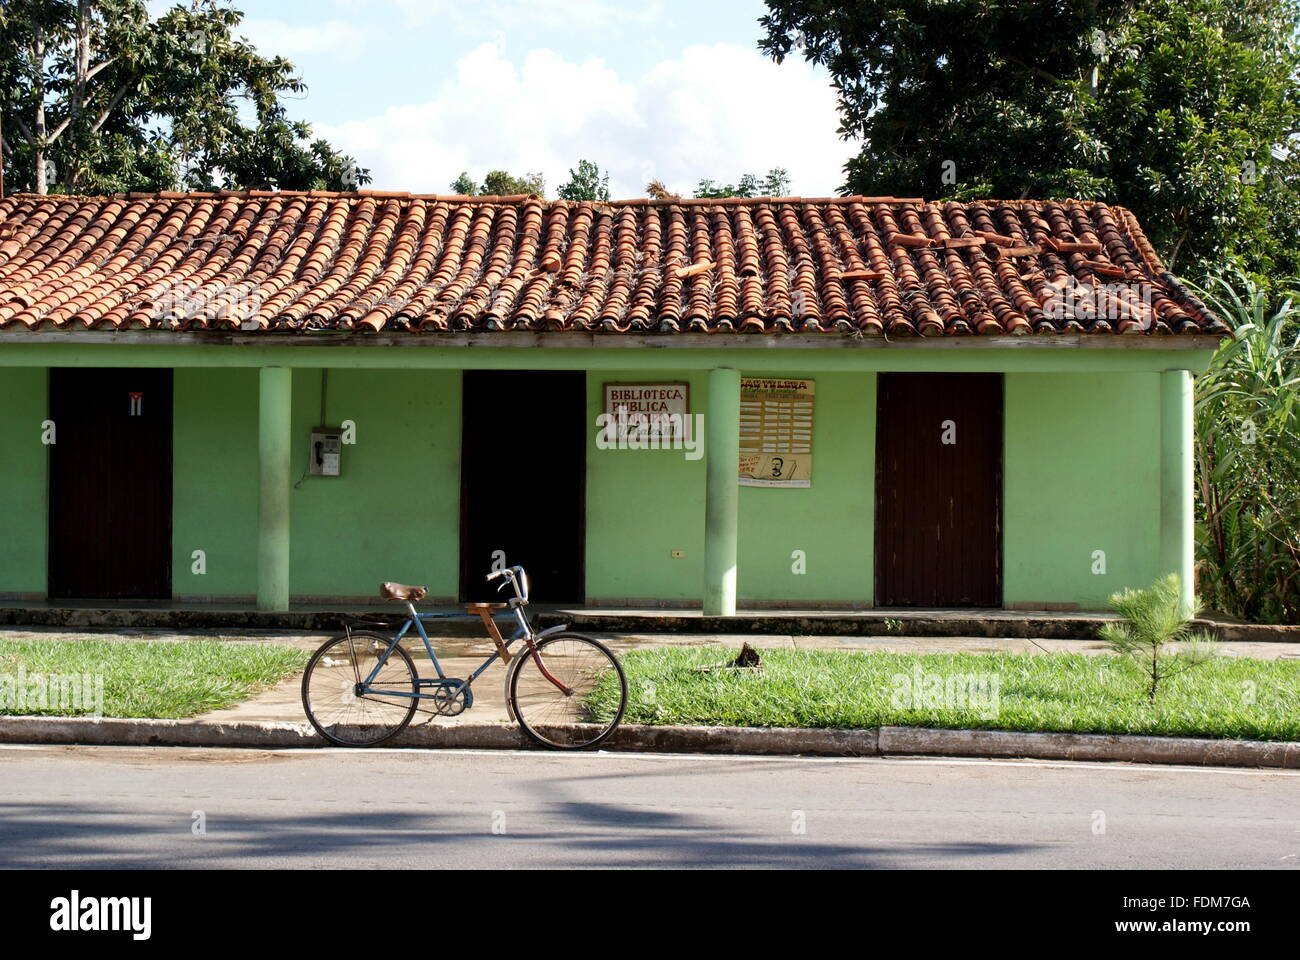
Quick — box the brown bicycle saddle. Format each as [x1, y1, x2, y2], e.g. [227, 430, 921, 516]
[380, 582, 428, 601]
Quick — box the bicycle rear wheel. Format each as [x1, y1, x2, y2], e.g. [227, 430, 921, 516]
[509, 633, 627, 749]
[302, 633, 419, 747]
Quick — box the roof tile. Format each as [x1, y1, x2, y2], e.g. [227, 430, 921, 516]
[0, 192, 1228, 337]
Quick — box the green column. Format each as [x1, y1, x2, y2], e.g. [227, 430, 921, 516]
[704, 367, 740, 615]
[1160, 369, 1194, 616]
[257, 366, 292, 611]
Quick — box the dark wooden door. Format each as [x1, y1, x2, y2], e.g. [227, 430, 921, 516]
[460, 371, 585, 603]
[49, 368, 173, 600]
[875, 373, 1002, 607]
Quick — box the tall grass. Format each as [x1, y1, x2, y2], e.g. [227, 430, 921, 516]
[1191, 271, 1300, 623]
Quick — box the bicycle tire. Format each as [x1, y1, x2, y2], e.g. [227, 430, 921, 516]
[509, 632, 627, 750]
[302, 632, 419, 747]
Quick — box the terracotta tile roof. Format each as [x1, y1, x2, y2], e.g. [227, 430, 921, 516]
[0, 190, 1227, 336]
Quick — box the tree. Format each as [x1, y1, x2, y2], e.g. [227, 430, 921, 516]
[764, 168, 791, 196]
[1099, 575, 1217, 702]
[450, 171, 478, 195]
[449, 169, 544, 197]
[694, 168, 791, 198]
[0, 0, 368, 195]
[1192, 271, 1300, 623]
[481, 169, 543, 196]
[557, 159, 609, 201]
[759, 1, 1300, 285]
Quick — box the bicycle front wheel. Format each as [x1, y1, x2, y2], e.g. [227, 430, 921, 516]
[302, 633, 419, 747]
[509, 633, 627, 749]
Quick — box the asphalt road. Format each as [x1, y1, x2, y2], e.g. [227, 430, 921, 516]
[0, 745, 1296, 869]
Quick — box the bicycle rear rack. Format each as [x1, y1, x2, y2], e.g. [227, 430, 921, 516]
[339, 614, 407, 635]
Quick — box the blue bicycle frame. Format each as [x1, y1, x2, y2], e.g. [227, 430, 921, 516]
[350, 602, 570, 704]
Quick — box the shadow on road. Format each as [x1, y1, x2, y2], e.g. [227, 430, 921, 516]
[0, 796, 1039, 869]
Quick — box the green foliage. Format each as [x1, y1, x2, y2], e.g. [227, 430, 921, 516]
[450, 171, 478, 195]
[448, 170, 544, 197]
[0, 0, 368, 194]
[694, 168, 791, 198]
[557, 158, 610, 201]
[1192, 271, 1300, 623]
[1099, 575, 1217, 702]
[759, 0, 1300, 288]
[483, 169, 544, 197]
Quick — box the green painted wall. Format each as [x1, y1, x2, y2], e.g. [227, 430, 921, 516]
[584, 370, 875, 606]
[1003, 372, 1162, 609]
[288, 369, 461, 600]
[4, 355, 1180, 610]
[173, 368, 461, 601]
[173, 368, 259, 598]
[737, 372, 875, 606]
[586, 367, 1163, 610]
[585, 370, 708, 602]
[0, 368, 48, 596]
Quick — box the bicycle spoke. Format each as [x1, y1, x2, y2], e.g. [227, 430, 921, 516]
[510, 635, 627, 749]
[302, 634, 418, 746]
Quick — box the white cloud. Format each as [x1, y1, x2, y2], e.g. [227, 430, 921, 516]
[238, 19, 366, 61]
[316, 42, 855, 198]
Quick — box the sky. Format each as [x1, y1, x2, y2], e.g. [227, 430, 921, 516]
[156, 0, 859, 198]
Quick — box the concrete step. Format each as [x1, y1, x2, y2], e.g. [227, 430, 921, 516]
[0, 601, 1292, 643]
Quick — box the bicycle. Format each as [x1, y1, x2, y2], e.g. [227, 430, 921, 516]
[301, 565, 628, 750]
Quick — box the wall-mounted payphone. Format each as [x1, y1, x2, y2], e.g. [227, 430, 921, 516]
[310, 427, 342, 476]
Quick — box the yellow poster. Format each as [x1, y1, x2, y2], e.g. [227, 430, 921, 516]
[738, 378, 814, 487]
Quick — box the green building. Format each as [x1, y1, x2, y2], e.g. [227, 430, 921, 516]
[0, 191, 1227, 615]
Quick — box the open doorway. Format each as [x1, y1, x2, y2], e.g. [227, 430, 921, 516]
[460, 370, 586, 603]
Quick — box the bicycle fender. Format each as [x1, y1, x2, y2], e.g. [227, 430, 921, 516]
[503, 625, 568, 721]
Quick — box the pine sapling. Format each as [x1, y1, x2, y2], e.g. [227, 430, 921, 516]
[1099, 574, 1218, 703]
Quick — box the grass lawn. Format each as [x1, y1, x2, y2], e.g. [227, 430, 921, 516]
[596, 647, 1300, 742]
[0, 639, 308, 719]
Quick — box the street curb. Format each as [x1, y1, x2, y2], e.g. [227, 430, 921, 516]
[875, 726, 1300, 768]
[1, 716, 1295, 768]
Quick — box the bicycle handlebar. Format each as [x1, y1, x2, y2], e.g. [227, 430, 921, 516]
[485, 565, 529, 603]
